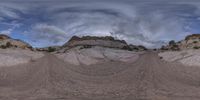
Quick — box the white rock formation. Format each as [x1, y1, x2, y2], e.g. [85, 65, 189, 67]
[0, 48, 44, 67]
[159, 50, 200, 67]
[56, 46, 140, 65]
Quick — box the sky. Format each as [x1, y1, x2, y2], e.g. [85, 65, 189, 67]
[0, 0, 200, 48]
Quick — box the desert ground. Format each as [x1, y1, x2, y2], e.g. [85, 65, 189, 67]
[1, 49, 200, 100]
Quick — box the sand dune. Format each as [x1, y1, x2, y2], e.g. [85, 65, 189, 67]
[0, 52, 200, 100]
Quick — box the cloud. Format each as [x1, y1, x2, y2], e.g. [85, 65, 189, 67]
[33, 24, 66, 35]
[0, 28, 13, 35]
[24, 24, 66, 46]
[0, 0, 199, 48]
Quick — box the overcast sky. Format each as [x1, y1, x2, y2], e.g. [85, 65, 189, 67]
[0, 0, 200, 48]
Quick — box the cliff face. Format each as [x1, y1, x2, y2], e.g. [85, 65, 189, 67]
[63, 36, 128, 49]
[161, 34, 200, 50]
[63, 36, 147, 51]
[0, 34, 32, 49]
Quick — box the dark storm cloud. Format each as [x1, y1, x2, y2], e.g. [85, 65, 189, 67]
[0, 0, 200, 47]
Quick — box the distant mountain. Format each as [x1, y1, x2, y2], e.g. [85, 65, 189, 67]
[0, 34, 32, 49]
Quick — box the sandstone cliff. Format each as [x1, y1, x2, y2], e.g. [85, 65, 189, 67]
[161, 34, 200, 50]
[0, 34, 32, 49]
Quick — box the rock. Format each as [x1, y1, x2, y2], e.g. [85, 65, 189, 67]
[36, 46, 61, 52]
[56, 46, 140, 65]
[159, 34, 200, 66]
[160, 34, 200, 50]
[0, 34, 32, 50]
[185, 34, 200, 40]
[62, 36, 147, 52]
[0, 48, 44, 67]
[55, 35, 147, 65]
[64, 36, 128, 49]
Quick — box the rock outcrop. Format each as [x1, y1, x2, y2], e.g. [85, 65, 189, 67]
[0, 34, 32, 49]
[159, 34, 200, 67]
[36, 46, 61, 52]
[55, 35, 146, 65]
[64, 36, 128, 49]
[56, 46, 140, 65]
[161, 34, 200, 50]
[62, 36, 147, 52]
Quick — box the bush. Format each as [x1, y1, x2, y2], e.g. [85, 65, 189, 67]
[171, 44, 180, 51]
[193, 46, 200, 49]
[169, 40, 176, 45]
[6, 42, 12, 48]
[0, 45, 7, 49]
[83, 45, 92, 48]
[161, 46, 168, 50]
[193, 41, 198, 44]
[80, 45, 92, 50]
[122, 46, 133, 51]
[138, 45, 147, 50]
[48, 47, 56, 52]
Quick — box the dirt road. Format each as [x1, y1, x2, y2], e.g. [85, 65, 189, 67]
[1, 52, 200, 100]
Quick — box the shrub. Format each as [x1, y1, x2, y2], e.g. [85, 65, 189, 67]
[48, 47, 56, 52]
[0, 45, 7, 49]
[193, 46, 200, 49]
[138, 45, 147, 50]
[169, 40, 176, 45]
[83, 45, 92, 48]
[193, 41, 198, 44]
[122, 46, 133, 51]
[161, 46, 168, 50]
[171, 44, 180, 51]
[6, 42, 12, 48]
[79, 45, 92, 50]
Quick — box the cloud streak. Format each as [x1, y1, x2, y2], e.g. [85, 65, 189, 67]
[0, 0, 200, 48]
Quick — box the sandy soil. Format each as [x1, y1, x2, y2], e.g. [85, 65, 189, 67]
[1, 52, 200, 100]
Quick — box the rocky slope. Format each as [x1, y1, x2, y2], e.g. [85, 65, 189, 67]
[62, 36, 147, 52]
[56, 46, 141, 65]
[0, 34, 32, 49]
[64, 36, 127, 48]
[0, 34, 44, 67]
[161, 34, 200, 50]
[55, 36, 146, 65]
[159, 34, 200, 67]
